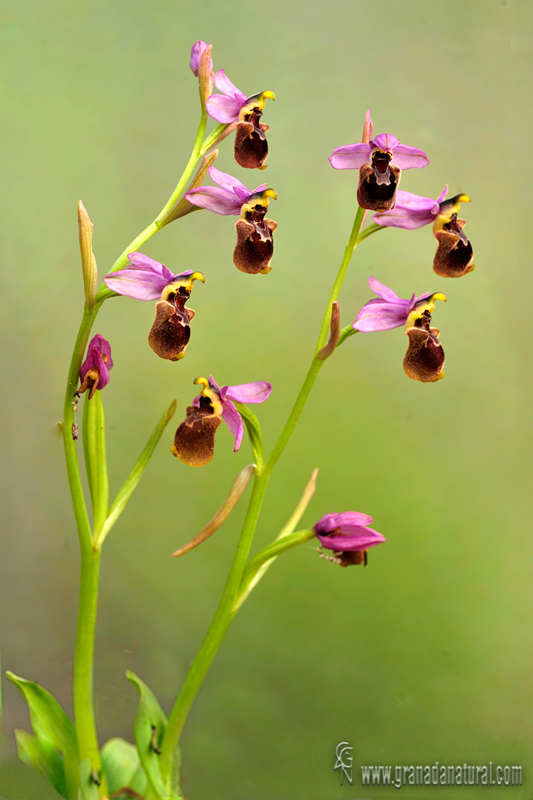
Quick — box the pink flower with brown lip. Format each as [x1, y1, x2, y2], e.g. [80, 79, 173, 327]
[329, 111, 429, 212]
[314, 512, 386, 567]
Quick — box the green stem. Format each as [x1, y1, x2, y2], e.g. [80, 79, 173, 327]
[160, 474, 267, 786]
[103, 111, 208, 283]
[264, 204, 366, 479]
[160, 205, 367, 786]
[62, 303, 104, 551]
[64, 111, 211, 794]
[355, 221, 388, 244]
[73, 545, 106, 794]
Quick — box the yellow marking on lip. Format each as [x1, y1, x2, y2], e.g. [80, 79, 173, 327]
[193, 376, 223, 415]
[405, 293, 447, 329]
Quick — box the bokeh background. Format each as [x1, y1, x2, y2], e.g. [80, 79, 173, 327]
[1, 1, 531, 798]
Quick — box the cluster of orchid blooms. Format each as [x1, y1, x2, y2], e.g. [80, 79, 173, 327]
[76, 40, 474, 570]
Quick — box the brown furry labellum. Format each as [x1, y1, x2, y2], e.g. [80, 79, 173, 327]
[234, 216, 277, 274]
[170, 397, 222, 467]
[433, 226, 474, 278]
[234, 120, 270, 170]
[357, 152, 401, 213]
[148, 300, 194, 361]
[403, 325, 445, 383]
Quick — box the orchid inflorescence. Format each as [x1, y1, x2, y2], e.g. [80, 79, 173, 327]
[9, 38, 475, 800]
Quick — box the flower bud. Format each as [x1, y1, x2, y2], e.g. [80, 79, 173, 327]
[77, 201, 97, 310]
[78, 335, 113, 399]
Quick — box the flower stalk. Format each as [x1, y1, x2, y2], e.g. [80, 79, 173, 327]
[62, 111, 226, 796]
[160, 203, 368, 788]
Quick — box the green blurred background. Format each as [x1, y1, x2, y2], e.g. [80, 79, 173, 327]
[1, 0, 531, 797]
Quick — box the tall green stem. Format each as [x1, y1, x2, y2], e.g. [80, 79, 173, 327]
[264, 204, 366, 478]
[160, 474, 267, 785]
[73, 546, 104, 790]
[62, 303, 106, 790]
[161, 205, 367, 788]
[104, 111, 208, 280]
[64, 112, 212, 794]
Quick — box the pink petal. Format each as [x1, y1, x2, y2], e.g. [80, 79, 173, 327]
[317, 526, 386, 551]
[329, 142, 371, 170]
[222, 381, 273, 404]
[314, 512, 373, 531]
[368, 277, 400, 301]
[221, 398, 244, 452]
[370, 133, 400, 152]
[205, 92, 243, 123]
[186, 186, 242, 216]
[104, 267, 170, 300]
[436, 185, 448, 204]
[127, 252, 175, 283]
[208, 166, 250, 196]
[214, 69, 246, 103]
[388, 143, 430, 169]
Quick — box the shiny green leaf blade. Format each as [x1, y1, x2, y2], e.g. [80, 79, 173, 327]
[126, 670, 169, 799]
[95, 399, 177, 549]
[101, 737, 147, 797]
[6, 672, 79, 800]
[14, 729, 67, 799]
[82, 390, 109, 538]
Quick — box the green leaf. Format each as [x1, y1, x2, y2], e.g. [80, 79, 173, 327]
[94, 399, 177, 550]
[14, 729, 67, 799]
[82, 389, 109, 538]
[78, 758, 104, 800]
[126, 671, 169, 799]
[101, 737, 147, 797]
[232, 403, 264, 469]
[6, 672, 79, 800]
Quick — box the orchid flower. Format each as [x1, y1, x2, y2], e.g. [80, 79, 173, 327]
[372, 187, 449, 230]
[373, 188, 475, 278]
[314, 512, 386, 567]
[432, 193, 474, 278]
[354, 277, 447, 383]
[171, 375, 272, 466]
[78, 335, 113, 399]
[329, 111, 429, 212]
[186, 167, 278, 274]
[104, 253, 204, 361]
[206, 70, 275, 169]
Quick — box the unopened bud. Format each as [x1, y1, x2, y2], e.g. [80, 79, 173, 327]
[198, 43, 214, 106]
[77, 201, 97, 310]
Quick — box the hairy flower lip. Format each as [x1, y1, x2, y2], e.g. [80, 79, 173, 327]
[192, 375, 272, 452]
